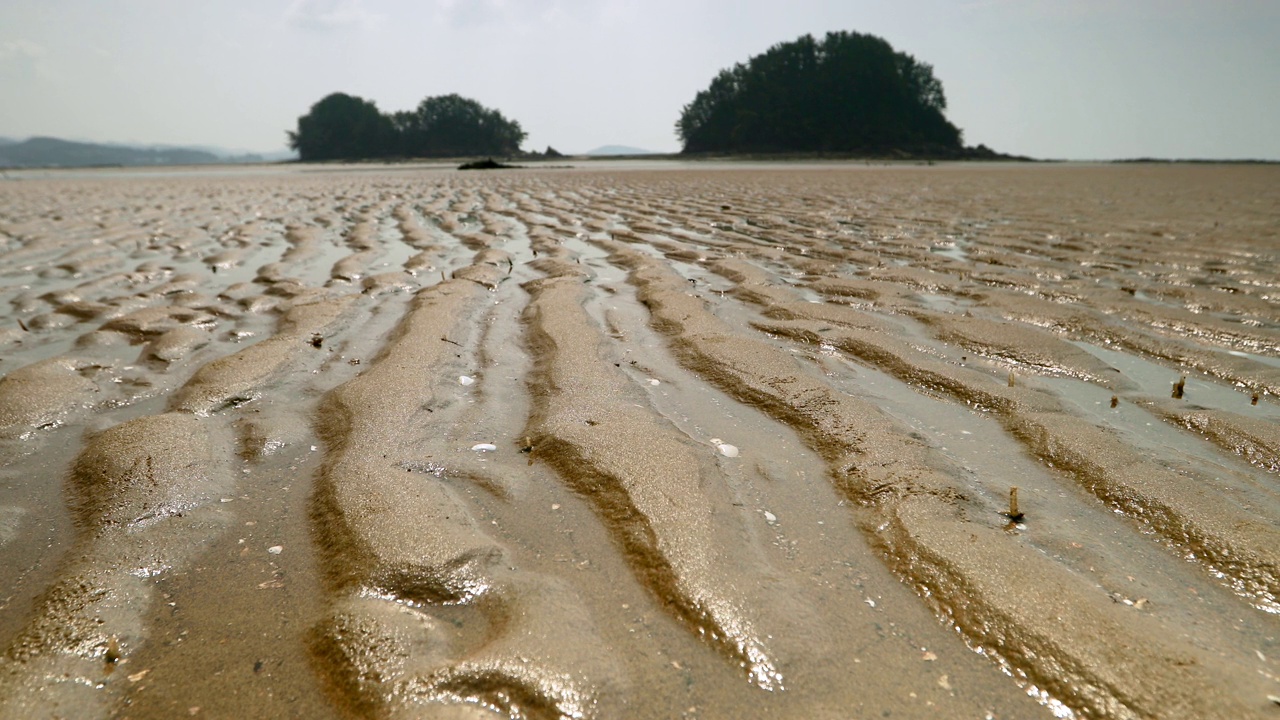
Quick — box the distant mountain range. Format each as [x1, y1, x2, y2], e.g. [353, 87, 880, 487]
[584, 145, 659, 156]
[0, 137, 297, 168]
[0, 136, 667, 167]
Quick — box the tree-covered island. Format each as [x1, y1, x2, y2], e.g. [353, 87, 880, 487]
[677, 31, 983, 157]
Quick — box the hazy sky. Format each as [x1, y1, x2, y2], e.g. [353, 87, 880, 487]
[2, 0, 1277, 159]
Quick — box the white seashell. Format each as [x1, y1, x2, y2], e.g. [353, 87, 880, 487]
[459, 375, 475, 386]
[267, 545, 283, 555]
[648, 378, 660, 386]
[716, 443, 739, 458]
[763, 511, 777, 524]
[471, 443, 497, 452]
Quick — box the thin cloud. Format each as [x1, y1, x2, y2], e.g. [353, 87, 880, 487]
[0, 39, 51, 80]
[429, 0, 628, 30]
[285, 0, 383, 31]
[0, 39, 45, 61]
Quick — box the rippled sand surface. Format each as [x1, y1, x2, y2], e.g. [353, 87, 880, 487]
[1, 162, 1278, 719]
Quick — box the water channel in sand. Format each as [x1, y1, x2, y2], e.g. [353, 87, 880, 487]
[1, 161, 1278, 719]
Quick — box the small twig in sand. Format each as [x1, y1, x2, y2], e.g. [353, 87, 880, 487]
[521, 436, 535, 465]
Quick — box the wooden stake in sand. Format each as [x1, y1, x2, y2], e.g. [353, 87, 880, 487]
[1171, 375, 1186, 399]
[1004, 486, 1025, 522]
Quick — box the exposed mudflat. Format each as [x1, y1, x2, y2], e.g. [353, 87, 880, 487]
[1, 161, 1278, 719]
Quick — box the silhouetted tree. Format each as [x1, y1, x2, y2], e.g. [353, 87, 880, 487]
[676, 31, 963, 154]
[388, 110, 417, 155]
[288, 93, 526, 160]
[399, 94, 526, 157]
[288, 93, 395, 161]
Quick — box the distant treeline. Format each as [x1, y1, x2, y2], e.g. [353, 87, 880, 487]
[676, 31, 963, 155]
[288, 93, 526, 161]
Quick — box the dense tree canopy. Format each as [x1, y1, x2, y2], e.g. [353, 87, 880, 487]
[288, 93, 526, 161]
[676, 31, 963, 154]
[287, 93, 394, 161]
[395, 94, 527, 158]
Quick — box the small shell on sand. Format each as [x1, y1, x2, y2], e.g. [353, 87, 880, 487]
[709, 438, 739, 457]
[471, 443, 497, 452]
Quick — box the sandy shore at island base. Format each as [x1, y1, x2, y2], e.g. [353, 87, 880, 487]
[1, 161, 1278, 719]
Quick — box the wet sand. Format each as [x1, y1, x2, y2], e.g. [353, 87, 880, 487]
[1, 161, 1278, 719]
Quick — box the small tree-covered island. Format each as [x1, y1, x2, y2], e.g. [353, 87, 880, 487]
[677, 31, 995, 157]
[288, 93, 526, 161]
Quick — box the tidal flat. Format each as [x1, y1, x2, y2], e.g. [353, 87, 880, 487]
[1, 161, 1278, 719]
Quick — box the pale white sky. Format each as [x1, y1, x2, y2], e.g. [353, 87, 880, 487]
[2, 0, 1277, 158]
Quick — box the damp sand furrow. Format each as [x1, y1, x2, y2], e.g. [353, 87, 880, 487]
[169, 294, 356, 416]
[0, 413, 234, 719]
[685, 234, 1280, 610]
[531, 240, 1050, 719]
[607, 240, 1271, 719]
[522, 261, 784, 691]
[310, 263, 613, 719]
[715, 270, 1280, 610]
[754, 314, 1280, 610]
